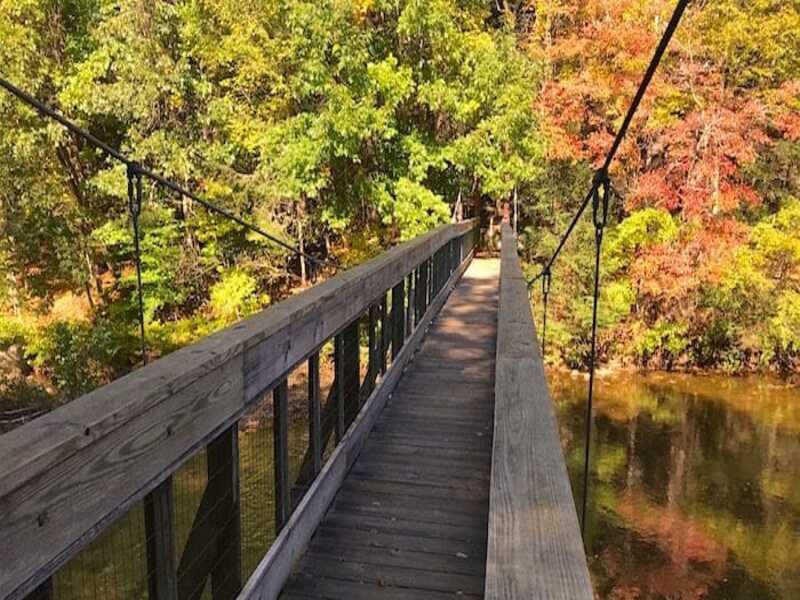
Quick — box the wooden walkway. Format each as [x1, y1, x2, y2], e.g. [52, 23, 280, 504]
[1, 223, 593, 600]
[280, 259, 500, 599]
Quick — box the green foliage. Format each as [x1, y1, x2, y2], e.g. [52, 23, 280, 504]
[25, 319, 137, 400]
[632, 322, 690, 370]
[700, 0, 800, 89]
[1, 0, 549, 407]
[390, 179, 450, 241]
[768, 291, 800, 367]
[0, 315, 31, 348]
[605, 208, 678, 273]
[209, 269, 266, 325]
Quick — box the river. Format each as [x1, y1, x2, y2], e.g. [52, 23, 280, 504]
[550, 371, 800, 600]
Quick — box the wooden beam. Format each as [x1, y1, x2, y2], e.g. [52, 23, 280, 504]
[273, 381, 290, 531]
[485, 224, 592, 600]
[379, 294, 388, 375]
[308, 353, 322, 478]
[238, 247, 475, 600]
[207, 426, 241, 600]
[176, 425, 241, 600]
[0, 220, 475, 600]
[391, 280, 405, 360]
[145, 478, 178, 600]
[342, 320, 361, 427]
[334, 335, 345, 443]
[405, 272, 414, 336]
[367, 304, 379, 396]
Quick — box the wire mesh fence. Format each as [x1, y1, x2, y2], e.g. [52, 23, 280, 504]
[14, 224, 478, 600]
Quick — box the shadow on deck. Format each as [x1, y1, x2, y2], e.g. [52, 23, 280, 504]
[281, 260, 499, 600]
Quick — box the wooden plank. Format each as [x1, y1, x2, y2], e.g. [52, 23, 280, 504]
[323, 512, 488, 544]
[380, 294, 389, 375]
[308, 353, 321, 478]
[238, 248, 474, 600]
[342, 321, 360, 423]
[303, 542, 485, 576]
[292, 371, 339, 493]
[283, 575, 482, 600]
[485, 224, 592, 600]
[358, 441, 490, 462]
[367, 304, 378, 395]
[177, 477, 218, 600]
[292, 555, 485, 595]
[144, 477, 178, 600]
[334, 334, 345, 443]
[207, 426, 241, 600]
[391, 280, 405, 360]
[313, 524, 487, 558]
[4, 353, 245, 600]
[405, 272, 414, 336]
[333, 490, 488, 522]
[273, 381, 290, 531]
[416, 260, 428, 322]
[0, 220, 475, 600]
[176, 426, 241, 600]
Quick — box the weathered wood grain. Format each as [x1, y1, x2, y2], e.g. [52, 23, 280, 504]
[0, 221, 475, 600]
[144, 478, 178, 600]
[237, 249, 475, 600]
[485, 224, 593, 600]
[271, 259, 498, 600]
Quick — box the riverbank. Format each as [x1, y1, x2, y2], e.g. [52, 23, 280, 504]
[545, 362, 800, 387]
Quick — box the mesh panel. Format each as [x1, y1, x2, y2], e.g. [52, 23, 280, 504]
[53, 501, 148, 600]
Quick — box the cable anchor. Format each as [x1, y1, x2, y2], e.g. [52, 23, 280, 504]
[540, 268, 552, 357]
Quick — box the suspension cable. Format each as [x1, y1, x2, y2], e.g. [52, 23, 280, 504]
[519, 0, 692, 545]
[541, 268, 551, 356]
[580, 173, 611, 536]
[127, 163, 148, 366]
[527, 0, 691, 285]
[0, 76, 329, 268]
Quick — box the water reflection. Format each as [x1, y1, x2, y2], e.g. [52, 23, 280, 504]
[550, 371, 800, 600]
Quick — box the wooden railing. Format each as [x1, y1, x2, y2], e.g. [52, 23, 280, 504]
[0, 220, 478, 600]
[485, 224, 592, 599]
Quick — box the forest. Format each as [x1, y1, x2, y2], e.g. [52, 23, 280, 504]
[0, 0, 798, 415]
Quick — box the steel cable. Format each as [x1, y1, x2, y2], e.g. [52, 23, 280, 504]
[0, 76, 330, 269]
[521, 0, 692, 544]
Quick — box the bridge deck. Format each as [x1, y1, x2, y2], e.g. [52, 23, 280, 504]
[280, 259, 499, 599]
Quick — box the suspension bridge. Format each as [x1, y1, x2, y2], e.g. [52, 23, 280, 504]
[0, 0, 692, 598]
[0, 220, 591, 600]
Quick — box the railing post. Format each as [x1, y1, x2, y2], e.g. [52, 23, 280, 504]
[380, 295, 389, 375]
[417, 259, 429, 321]
[391, 280, 405, 360]
[334, 334, 345, 442]
[308, 353, 322, 478]
[367, 304, 379, 394]
[406, 272, 414, 336]
[343, 320, 361, 422]
[207, 425, 242, 600]
[427, 256, 433, 306]
[273, 381, 290, 531]
[145, 478, 178, 600]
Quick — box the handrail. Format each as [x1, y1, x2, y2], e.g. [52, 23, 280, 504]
[0, 219, 477, 600]
[485, 224, 592, 599]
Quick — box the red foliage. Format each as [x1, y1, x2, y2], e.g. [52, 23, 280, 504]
[538, 0, 783, 223]
[629, 219, 747, 314]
